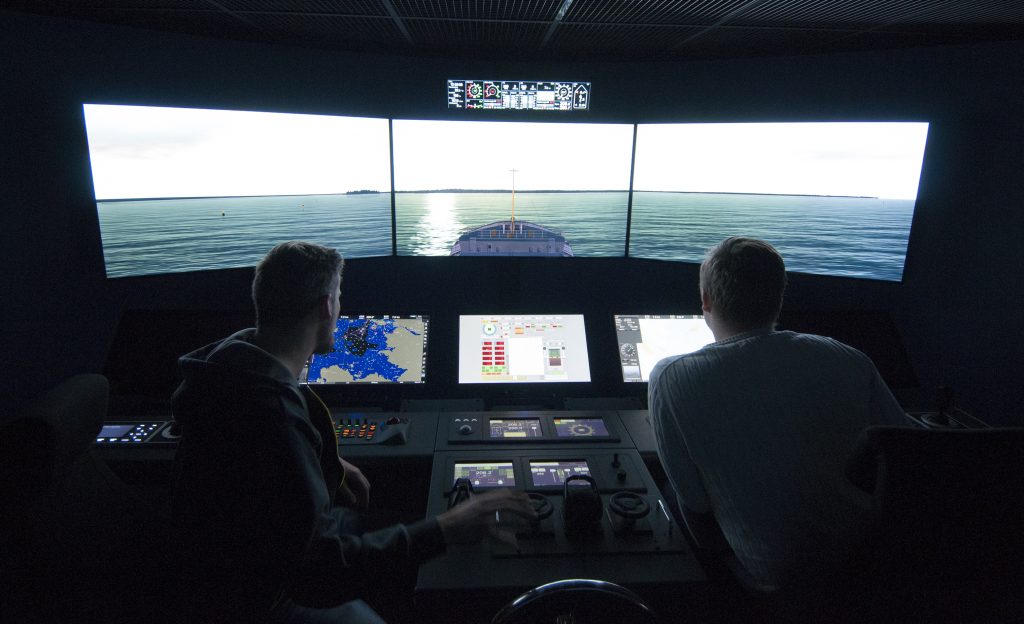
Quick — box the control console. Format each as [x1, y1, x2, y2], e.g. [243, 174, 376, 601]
[335, 415, 410, 445]
[419, 442, 704, 593]
[95, 421, 178, 445]
[448, 411, 621, 444]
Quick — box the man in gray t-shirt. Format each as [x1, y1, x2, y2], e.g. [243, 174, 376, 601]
[648, 237, 910, 591]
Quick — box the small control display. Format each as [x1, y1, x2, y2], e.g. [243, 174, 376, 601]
[529, 460, 591, 487]
[95, 422, 162, 443]
[454, 462, 515, 488]
[490, 418, 542, 439]
[553, 418, 609, 438]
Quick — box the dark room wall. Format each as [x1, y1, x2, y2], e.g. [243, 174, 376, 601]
[1, 10, 1021, 423]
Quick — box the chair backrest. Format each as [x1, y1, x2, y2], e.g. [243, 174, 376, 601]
[845, 426, 1024, 620]
[1, 374, 172, 623]
[492, 579, 658, 624]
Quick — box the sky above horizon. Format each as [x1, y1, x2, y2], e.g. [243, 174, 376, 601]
[83, 104, 928, 201]
[84, 104, 391, 199]
[634, 122, 928, 199]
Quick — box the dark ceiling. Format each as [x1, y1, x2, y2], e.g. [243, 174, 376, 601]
[8, 0, 1024, 62]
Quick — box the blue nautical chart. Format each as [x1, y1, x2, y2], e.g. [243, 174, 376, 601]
[307, 317, 421, 383]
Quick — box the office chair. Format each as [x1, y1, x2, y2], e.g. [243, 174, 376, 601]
[0, 374, 172, 623]
[845, 425, 1024, 623]
[491, 579, 658, 624]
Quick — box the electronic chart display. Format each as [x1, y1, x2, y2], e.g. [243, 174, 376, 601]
[529, 460, 592, 487]
[458, 314, 591, 383]
[447, 80, 590, 111]
[453, 462, 516, 488]
[614, 314, 715, 382]
[301, 315, 428, 384]
[489, 418, 543, 439]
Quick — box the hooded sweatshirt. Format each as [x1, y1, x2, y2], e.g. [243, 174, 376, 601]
[170, 329, 444, 620]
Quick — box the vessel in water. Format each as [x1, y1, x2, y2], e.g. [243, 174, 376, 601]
[450, 169, 573, 257]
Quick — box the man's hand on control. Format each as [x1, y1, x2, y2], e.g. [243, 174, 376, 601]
[436, 489, 537, 546]
[336, 458, 371, 510]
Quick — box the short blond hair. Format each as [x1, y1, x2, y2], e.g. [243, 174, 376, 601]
[252, 241, 344, 328]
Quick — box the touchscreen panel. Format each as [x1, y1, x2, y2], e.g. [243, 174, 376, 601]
[529, 460, 592, 487]
[457, 314, 591, 383]
[553, 418, 610, 438]
[489, 418, 543, 439]
[453, 462, 516, 488]
[98, 424, 134, 438]
[614, 314, 714, 382]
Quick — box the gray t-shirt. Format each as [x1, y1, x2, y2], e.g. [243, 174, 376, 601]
[648, 329, 911, 590]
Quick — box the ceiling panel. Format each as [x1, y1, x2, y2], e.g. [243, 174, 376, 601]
[549, 23, 704, 61]
[405, 17, 549, 50]
[673, 25, 851, 59]
[733, 0, 953, 27]
[246, 13, 401, 48]
[5, 0, 1024, 62]
[218, 0, 387, 15]
[562, 0, 753, 26]
[391, 0, 562, 21]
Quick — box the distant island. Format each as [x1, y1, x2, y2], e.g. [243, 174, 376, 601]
[395, 189, 627, 194]
[396, 189, 877, 199]
[98, 189, 879, 202]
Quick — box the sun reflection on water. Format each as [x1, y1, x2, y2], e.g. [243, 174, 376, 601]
[410, 193, 464, 255]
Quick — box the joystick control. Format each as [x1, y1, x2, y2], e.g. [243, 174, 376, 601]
[448, 477, 475, 510]
[563, 475, 602, 536]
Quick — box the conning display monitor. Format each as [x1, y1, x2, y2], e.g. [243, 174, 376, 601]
[458, 314, 591, 383]
[447, 80, 591, 111]
[489, 418, 543, 439]
[529, 460, 592, 487]
[614, 315, 715, 382]
[453, 462, 516, 488]
[301, 315, 428, 384]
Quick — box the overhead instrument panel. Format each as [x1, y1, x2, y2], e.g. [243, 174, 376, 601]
[447, 79, 591, 111]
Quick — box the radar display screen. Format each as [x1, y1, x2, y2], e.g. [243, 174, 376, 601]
[553, 418, 609, 438]
[454, 462, 516, 488]
[448, 80, 591, 111]
[489, 419, 543, 439]
[458, 314, 591, 384]
[614, 315, 714, 383]
[302, 315, 428, 384]
[529, 460, 592, 487]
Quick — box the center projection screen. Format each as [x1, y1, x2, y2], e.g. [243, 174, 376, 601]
[392, 119, 634, 258]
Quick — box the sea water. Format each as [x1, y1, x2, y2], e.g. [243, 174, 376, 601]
[97, 191, 913, 281]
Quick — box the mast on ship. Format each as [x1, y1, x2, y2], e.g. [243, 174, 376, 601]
[509, 168, 518, 231]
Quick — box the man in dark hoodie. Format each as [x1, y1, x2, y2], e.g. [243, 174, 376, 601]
[171, 241, 534, 623]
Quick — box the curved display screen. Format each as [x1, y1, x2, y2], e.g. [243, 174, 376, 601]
[83, 104, 392, 277]
[630, 122, 929, 281]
